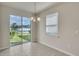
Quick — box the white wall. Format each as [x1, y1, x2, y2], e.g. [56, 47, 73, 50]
[0, 5, 37, 49]
[38, 3, 79, 56]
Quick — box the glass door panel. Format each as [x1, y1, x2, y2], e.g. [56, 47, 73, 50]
[22, 17, 31, 43]
[10, 15, 31, 46]
[10, 15, 22, 46]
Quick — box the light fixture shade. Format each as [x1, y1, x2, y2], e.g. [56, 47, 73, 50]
[31, 16, 36, 22]
[31, 17, 34, 20]
[30, 2, 40, 22]
[31, 16, 40, 22]
[37, 17, 40, 21]
[33, 19, 36, 22]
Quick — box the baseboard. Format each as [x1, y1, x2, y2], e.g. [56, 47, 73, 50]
[0, 47, 9, 51]
[38, 41, 75, 56]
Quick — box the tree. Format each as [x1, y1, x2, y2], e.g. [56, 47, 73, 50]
[11, 23, 17, 31]
[28, 30, 31, 33]
[10, 23, 18, 39]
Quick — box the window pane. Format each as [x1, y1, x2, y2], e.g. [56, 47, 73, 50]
[10, 15, 21, 26]
[22, 17, 31, 25]
[22, 17, 31, 32]
[46, 13, 58, 25]
[22, 17, 31, 42]
[10, 15, 22, 46]
[46, 26, 58, 34]
[46, 12, 58, 35]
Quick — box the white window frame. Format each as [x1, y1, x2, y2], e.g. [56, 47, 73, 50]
[46, 12, 58, 36]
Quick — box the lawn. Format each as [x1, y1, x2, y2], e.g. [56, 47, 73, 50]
[10, 31, 31, 46]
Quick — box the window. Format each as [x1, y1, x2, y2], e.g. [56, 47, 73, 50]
[10, 15, 31, 46]
[46, 12, 58, 35]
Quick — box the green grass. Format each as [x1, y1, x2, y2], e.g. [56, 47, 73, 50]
[10, 31, 31, 46]
[10, 33, 22, 42]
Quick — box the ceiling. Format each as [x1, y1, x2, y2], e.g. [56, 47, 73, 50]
[0, 2, 58, 14]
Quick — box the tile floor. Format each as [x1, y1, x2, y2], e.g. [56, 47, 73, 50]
[0, 42, 69, 56]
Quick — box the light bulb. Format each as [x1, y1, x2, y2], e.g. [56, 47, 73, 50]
[31, 17, 34, 20]
[33, 19, 36, 22]
[37, 17, 40, 21]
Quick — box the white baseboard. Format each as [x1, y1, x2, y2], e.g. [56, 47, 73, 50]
[38, 41, 75, 56]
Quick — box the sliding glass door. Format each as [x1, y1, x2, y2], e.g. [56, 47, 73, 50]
[22, 17, 31, 43]
[10, 15, 31, 46]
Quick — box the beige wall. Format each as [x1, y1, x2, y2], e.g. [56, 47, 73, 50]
[0, 7, 2, 48]
[1, 3, 79, 56]
[38, 3, 79, 55]
[0, 5, 37, 49]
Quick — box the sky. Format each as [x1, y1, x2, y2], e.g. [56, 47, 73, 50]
[10, 15, 31, 26]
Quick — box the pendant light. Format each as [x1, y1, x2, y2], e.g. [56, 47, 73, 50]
[31, 2, 40, 22]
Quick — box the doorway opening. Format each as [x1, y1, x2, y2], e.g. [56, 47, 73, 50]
[10, 15, 31, 46]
